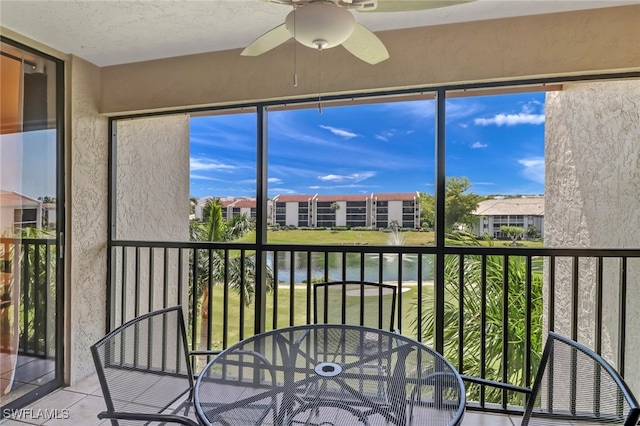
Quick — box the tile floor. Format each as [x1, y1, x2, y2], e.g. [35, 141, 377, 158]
[0, 374, 522, 425]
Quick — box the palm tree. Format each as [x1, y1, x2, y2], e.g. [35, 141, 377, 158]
[413, 231, 543, 405]
[330, 201, 340, 227]
[190, 199, 273, 317]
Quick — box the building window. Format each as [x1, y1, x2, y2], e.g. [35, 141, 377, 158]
[402, 200, 415, 228]
[316, 201, 335, 227]
[275, 202, 286, 225]
[346, 201, 366, 227]
[376, 201, 388, 228]
[298, 202, 308, 227]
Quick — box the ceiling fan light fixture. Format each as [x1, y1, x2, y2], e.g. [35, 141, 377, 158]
[285, 2, 356, 50]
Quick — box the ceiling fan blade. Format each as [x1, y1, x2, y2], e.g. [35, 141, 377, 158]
[241, 24, 292, 56]
[361, 0, 475, 13]
[341, 23, 389, 65]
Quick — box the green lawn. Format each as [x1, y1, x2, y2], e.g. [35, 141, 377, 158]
[239, 229, 435, 245]
[238, 229, 543, 247]
[195, 228, 541, 350]
[197, 284, 432, 351]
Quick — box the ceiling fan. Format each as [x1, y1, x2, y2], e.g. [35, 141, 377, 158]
[241, 0, 475, 65]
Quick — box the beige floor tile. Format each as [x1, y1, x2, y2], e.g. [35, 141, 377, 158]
[16, 390, 84, 425]
[65, 374, 101, 396]
[463, 411, 515, 425]
[43, 395, 104, 426]
[0, 418, 33, 426]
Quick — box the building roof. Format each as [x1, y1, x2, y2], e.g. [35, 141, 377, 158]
[473, 197, 545, 216]
[316, 194, 372, 202]
[231, 200, 256, 208]
[273, 194, 316, 203]
[373, 192, 419, 201]
[0, 190, 41, 207]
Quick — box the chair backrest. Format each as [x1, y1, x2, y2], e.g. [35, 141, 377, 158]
[313, 281, 397, 331]
[91, 306, 195, 422]
[523, 331, 640, 425]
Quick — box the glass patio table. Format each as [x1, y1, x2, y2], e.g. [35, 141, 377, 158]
[194, 324, 465, 426]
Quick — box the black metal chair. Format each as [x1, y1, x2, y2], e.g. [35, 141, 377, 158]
[91, 305, 219, 425]
[309, 281, 399, 411]
[521, 331, 640, 425]
[463, 331, 640, 425]
[313, 281, 397, 331]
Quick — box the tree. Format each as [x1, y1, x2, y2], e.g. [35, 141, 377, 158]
[501, 225, 525, 245]
[190, 199, 273, 313]
[526, 225, 540, 240]
[418, 192, 435, 230]
[189, 196, 198, 216]
[444, 177, 483, 231]
[418, 178, 483, 232]
[413, 232, 543, 405]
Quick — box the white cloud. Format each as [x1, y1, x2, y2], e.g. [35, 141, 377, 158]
[446, 100, 484, 122]
[474, 100, 545, 127]
[318, 172, 376, 183]
[319, 125, 358, 139]
[475, 113, 545, 126]
[521, 99, 544, 114]
[190, 174, 220, 181]
[375, 130, 396, 142]
[269, 188, 297, 194]
[471, 141, 488, 149]
[519, 157, 545, 184]
[190, 157, 237, 171]
[268, 177, 283, 184]
[309, 184, 381, 190]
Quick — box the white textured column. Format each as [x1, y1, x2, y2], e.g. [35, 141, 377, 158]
[69, 56, 109, 384]
[115, 115, 190, 319]
[545, 80, 640, 394]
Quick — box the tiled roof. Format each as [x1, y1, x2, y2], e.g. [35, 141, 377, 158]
[273, 194, 316, 202]
[231, 200, 256, 208]
[473, 197, 545, 216]
[316, 194, 371, 202]
[373, 192, 418, 201]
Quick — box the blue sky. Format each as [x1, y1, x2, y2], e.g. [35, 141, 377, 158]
[1, 129, 57, 199]
[189, 91, 545, 199]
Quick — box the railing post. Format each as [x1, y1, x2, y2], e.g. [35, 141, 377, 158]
[254, 104, 268, 335]
[434, 88, 446, 354]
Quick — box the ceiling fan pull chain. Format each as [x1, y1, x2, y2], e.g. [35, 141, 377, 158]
[293, 6, 298, 87]
[317, 46, 322, 114]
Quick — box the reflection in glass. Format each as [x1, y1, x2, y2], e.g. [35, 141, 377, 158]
[0, 41, 60, 405]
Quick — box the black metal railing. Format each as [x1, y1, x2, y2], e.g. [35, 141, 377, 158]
[0, 237, 57, 358]
[108, 240, 640, 415]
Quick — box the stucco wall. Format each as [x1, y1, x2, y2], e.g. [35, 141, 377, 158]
[99, 5, 640, 115]
[545, 80, 640, 394]
[113, 115, 190, 320]
[68, 56, 108, 384]
[115, 115, 190, 241]
[285, 202, 298, 227]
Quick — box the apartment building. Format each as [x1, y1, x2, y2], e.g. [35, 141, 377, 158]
[472, 197, 545, 239]
[195, 197, 259, 221]
[272, 192, 420, 229]
[0, 190, 43, 234]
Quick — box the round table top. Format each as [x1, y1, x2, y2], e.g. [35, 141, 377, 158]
[195, 324, 465, 426]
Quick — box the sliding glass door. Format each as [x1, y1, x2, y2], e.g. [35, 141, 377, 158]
[0, 38, 64, 409]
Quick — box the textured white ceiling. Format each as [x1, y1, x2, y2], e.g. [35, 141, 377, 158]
[1, 0, 638, 67]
